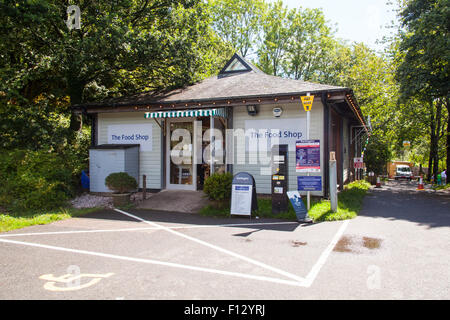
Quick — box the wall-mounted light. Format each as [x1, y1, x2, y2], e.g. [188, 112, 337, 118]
[273, 107, 283, 117]
[246, 105, 258, 116]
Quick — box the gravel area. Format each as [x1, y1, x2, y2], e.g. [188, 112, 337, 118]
[70, 193, 113, 209]
[70, 192, 150, 209]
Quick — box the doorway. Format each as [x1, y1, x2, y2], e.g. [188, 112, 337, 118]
[165, 119, 197, 190]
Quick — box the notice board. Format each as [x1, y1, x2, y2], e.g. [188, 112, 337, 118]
[296, 140, 320, 172]
[230, 172, 257, 217]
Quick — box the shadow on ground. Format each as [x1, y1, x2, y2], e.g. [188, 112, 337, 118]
[77, 208, 303, 234]
[359, 180, 450, 229]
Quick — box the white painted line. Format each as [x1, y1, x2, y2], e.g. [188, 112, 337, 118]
[0, 227, 157, 238]
[113, 208, 306, 283]
[0, 221, 297, 238]
[0, 210, 350, 288]
[0, 238, 305, 287]
[302, 220, 350, 287]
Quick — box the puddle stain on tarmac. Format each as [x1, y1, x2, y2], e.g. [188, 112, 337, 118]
[333, 235, 382, 253]
[363, 236, 382, 249]
[333, 236, 355, 253]
[290, 240, 307, 247]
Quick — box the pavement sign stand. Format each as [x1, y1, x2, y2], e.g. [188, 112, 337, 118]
[287, 191, 311, 222]
[230, 172, 258, 218]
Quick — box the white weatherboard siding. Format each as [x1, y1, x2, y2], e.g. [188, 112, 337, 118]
[232, 102, 324, 196]
[97, 112, 162, 189]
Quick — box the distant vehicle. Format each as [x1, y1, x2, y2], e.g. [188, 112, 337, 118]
[395, 165, 413, 181]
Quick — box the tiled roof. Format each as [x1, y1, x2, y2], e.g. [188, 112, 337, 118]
[158, 71, 346, 103]
[76, 54, 348, 108]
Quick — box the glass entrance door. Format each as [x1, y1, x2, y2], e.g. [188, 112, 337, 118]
[166, 119, 196, 190]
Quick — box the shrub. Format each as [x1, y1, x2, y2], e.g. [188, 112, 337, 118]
[203, 172, 233, 200]
[105, 172, 137, 193]
[0, 149, 75, 212]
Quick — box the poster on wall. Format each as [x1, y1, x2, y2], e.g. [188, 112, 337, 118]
[296, 139, 320, 172]
[107, 124, 153, 151]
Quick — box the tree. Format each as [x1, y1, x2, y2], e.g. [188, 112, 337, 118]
[257, 0, 291, 76]
[209, 0, 266, 57]
[0, 0, 228, 147]
[396, 0, 450, 177]
[283, 7, 335, 81]
[364, 135, 392, 175]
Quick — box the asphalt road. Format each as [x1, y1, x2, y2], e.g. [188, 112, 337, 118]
[0, 180, 448, 300]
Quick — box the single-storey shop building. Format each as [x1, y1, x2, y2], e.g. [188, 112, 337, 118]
[74, 54, 369, 198]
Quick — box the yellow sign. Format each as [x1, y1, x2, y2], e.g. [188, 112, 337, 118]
[301, 95, 314, 112]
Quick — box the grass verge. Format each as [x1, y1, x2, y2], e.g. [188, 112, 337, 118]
[0, 207, 100, 233]
[431, 183, 450, 191]
[199, 180, 371, 222]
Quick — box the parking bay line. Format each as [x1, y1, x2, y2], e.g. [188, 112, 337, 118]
[0, 237, 305, 287]
[114, 208, 350, 289]
[303, 220, 350, 287]
[0, 212, 350, 288]
[114, 208, 306, 284]
[0, 221, 298, 238]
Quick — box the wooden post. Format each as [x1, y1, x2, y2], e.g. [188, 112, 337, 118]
[143, 175, 147, 200]
[330, 152, 338, 212]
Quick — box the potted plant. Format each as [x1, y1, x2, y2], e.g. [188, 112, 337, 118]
[105, 172, 138, 207]
[203, 172, 233, 209]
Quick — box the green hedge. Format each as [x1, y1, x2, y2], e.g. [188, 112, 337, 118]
[0, 149, 78, 212]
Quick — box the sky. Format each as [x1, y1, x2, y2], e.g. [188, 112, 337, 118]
[268, 0, 399, 51]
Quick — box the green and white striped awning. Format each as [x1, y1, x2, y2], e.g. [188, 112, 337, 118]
[145, 108, 226, 119]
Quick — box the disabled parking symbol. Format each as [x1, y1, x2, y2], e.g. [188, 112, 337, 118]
[39, 265, 114, 292]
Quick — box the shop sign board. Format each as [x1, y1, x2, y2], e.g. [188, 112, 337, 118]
[245, 118, 306, 152]
[108, 124, 153, 151]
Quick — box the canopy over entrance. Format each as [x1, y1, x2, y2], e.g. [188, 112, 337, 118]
[144, 108, 226, 119]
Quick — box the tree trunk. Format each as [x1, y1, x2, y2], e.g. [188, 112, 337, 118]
[68, 78, 84, 133]
[446, 97, 450, 172]
[428, 99, 436, 181]
[67, 77, 85, 145]
[433, 99, 442, 179]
